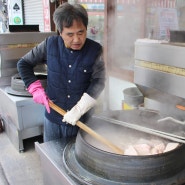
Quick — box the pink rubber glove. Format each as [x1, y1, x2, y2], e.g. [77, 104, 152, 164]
[27, 80, 50, 113]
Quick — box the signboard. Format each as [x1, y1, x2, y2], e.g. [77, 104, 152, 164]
[81, 3, 104, 10]
[42, 0, 51, 32]
[8, 0, 23, 25]
[158, 8, 178, 39]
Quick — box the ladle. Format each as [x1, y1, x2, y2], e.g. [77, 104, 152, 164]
[49, 101, 124, 155]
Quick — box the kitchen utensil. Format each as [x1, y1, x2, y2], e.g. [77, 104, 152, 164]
[48, 101, 124, 155]
[157, 117, 185, 125]
[94, 115, 185, 143]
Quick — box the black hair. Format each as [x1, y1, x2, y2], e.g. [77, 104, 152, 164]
[53, 3, 88, 33]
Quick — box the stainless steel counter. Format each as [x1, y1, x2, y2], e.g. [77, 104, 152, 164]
[35, 139, 79, 185]
[0, 88, 44, 152]
[134, 39, 185, 121]
[0, 32, 57, 151]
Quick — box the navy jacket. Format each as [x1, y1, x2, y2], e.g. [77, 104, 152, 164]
[17, 35, 106, 125]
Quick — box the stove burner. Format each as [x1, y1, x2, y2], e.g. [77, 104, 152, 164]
[5, 73, 47, 97]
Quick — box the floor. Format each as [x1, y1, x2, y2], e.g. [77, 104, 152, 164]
[0, 131, 44, 185]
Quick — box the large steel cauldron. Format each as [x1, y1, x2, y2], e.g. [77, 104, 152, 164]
[63, 110, 185, 185]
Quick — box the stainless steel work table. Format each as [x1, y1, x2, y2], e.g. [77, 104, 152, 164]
[0, 87, 44, 152]
[35, 139, 79, 185]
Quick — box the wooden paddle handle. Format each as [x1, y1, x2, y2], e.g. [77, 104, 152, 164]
[48, 101, 124, 155]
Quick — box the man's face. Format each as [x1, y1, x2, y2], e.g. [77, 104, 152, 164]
[60, 20, 87, 50]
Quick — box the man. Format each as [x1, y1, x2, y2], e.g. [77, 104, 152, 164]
[17, 3, 106, 142]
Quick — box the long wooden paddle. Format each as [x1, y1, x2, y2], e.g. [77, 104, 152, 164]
[48, 101, 124, 155]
